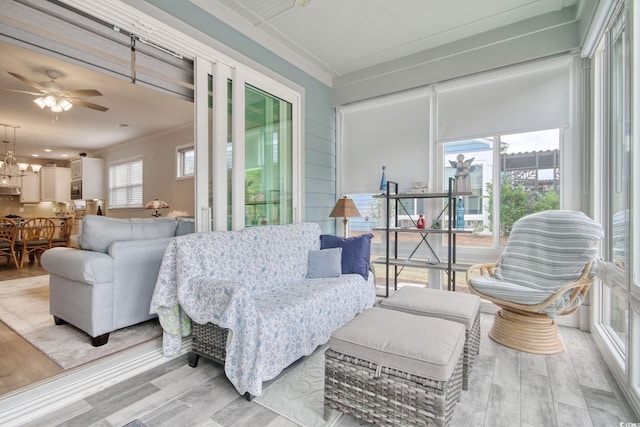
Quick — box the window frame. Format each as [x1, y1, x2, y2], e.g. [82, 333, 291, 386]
[175, 144, 194, 180]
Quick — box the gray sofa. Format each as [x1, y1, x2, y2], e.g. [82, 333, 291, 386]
[41, 215, 194, 346]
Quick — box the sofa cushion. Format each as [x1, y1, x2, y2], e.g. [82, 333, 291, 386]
[307, 248, 342, 278]
[176, 218, 195, 236]
[80, 216, 178, 253]
[320, 233, 373, 279]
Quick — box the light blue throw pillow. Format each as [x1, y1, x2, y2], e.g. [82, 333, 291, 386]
[307, 247, 342, 278]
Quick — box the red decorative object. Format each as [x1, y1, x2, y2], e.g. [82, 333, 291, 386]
[416, 214, 426, 229]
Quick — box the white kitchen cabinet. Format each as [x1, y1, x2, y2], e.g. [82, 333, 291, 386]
[40, 167, 71, 202]
[70, 158, 105, 200]
[20, 173, 40, 203]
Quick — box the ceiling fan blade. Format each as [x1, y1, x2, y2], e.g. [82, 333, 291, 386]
[65, 89, 103, 97]
[7, 71, 45, 92]
[72, 99, 109, 112]
[0, 88, 43, 96]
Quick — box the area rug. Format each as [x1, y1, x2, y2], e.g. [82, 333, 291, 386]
[0, 275, 162, 370]
[255, 347, 342, 427]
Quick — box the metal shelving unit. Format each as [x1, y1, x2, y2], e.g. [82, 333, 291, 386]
[372, 177, 472, 296]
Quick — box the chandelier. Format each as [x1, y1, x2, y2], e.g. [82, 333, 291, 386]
[0, 124, 37, 189]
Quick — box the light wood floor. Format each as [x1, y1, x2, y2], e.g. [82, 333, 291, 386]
[20, 314, 638, 427]
[0, 260, 63, 396]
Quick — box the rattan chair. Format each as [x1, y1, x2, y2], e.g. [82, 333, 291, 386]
[466, 210, 604, 354]
[17, 217, 55, 268]
[0, 218, 20, 268]
[51, 217, 74, 248]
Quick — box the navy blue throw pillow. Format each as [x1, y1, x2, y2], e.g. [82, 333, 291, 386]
[320, 233, 373, 279]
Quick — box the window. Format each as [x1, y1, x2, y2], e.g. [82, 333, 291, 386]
[176, 145, 194, 178]
[109, 157, 143, 208]
[443, 129, 560, 247]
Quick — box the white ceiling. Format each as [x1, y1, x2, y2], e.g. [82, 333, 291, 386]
[196, 0, 579, 78]
[1, 0, 581, 161]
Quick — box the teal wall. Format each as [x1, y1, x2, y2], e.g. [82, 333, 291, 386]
[141, 0, 337, 233]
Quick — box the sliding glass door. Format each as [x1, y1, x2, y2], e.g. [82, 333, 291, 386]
[591, 1, 640, 411]
[594, 0, 629, 359]
[195, 60, 300, 231]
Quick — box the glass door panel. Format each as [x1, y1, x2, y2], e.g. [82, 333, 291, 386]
[603, 285, 629, 353]
[244, 85, 293, 227]
[597, 3, 629, 361]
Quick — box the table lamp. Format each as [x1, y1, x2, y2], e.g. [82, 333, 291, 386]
[329, 196, 361, 237]
[145, 199, 169, 217]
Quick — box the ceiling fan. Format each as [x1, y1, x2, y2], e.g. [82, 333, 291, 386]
[2, 70, 109, 112]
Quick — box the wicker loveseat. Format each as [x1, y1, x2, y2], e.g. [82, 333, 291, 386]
[150, 222, 376, 397]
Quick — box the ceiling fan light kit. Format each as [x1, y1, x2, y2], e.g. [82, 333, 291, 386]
[4, 70, 107, 115]
[33, 95, 73, 112]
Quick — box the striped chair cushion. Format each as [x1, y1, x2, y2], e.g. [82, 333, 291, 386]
[470, 210, 603, 317]
[494, 210, 603, 292]
[470, 276, 584, 317]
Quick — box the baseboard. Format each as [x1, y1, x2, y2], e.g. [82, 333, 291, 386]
[0, 337, 192, 427]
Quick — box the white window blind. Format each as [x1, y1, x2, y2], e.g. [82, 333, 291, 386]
[340, 90, 431, 194]
[437, 57, 571, 142]
[109, 158, 143, 208]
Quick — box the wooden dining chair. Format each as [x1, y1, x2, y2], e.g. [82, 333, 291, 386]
[51, 217, 75, 248]
[17, 218, 56, 268]
[0, 218, 20, 269]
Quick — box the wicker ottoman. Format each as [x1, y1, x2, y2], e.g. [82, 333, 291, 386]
[380, 287, 481, 390]
[324, 307, 465, 427]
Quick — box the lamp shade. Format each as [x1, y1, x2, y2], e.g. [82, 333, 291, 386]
[145, 199, 169, 210]
[145, 198, 169, 217]
[329, 196, 361, 218]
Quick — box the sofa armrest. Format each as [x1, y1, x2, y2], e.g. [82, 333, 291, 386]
[41, 247, 114, 285]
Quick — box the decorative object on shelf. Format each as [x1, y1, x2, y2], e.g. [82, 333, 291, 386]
[457, 198, 464, 229]
[401, 219, 411, 228]
[0, 124, 38, 195]
[449, 154, 475, 193]
[410, 181, 428, 193]
[432, 219, 441, 229]
[145, 198, 169, 217]
[416, 214, 426, 229]
[329, 195, 361, 237]
[379, 166, 387, 191]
